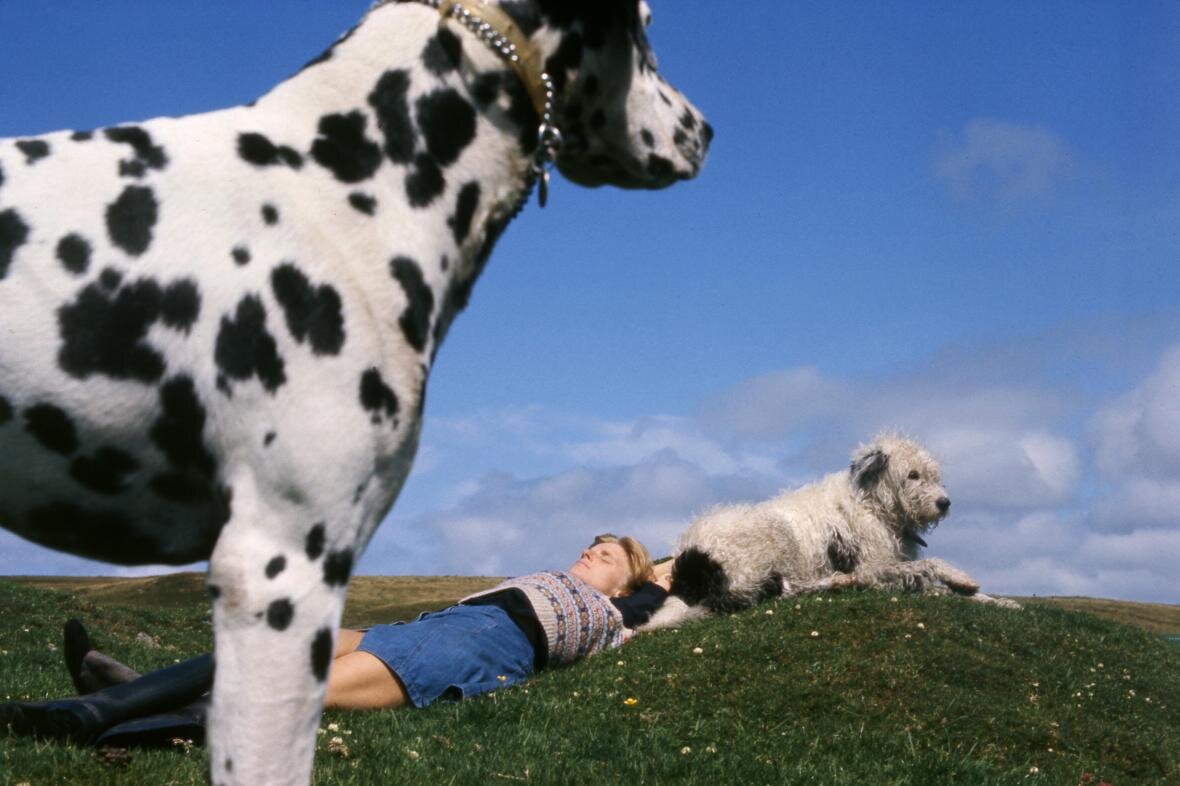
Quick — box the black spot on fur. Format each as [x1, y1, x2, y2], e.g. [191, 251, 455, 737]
[368, 70, 416, 165]
[310, 112, 382, 183]
[57, 278, 166, 383]
[310, 628, 333, 682]
[322, 549, 353, 587]
[266, 598, 294, 631]
[24, 404, 78, 455]
[207, 584, 221, 600]
[231, 246, 251, 266]
[104, 126, 168, 177]
[25, 503, 163, 565]
[405, 154, 445, 207]
[670, 548, 764, 615]
[260, 204, 279, 226]
[827, 532, 862, 574]
[265, 555, 287, 579]
[471, 72, 501, 107]
[416, 90, 476, 166]
[640, 129, 655, 148]
[214, 296, 286, 393]
[70, 447, 140, 495]
[0, 209, 30, 280]
[851, 449, 889, 491]
[390, 257, 434, 353]
[501, 1, 542, 36]
[646, 154, 674, 179]
[71, 130, 94, 142]
[543, 31, 583, 95]
[348, 193, 377, 215]
[359, 368, 398, 424]
[150, 376, 216, 478]
[270, 263, 346, 355]
[56, 234, 92, 275]
[448, 182, 480, 245]
[150, 473, 211, 504]
[238, 132, 303, 169]
[106, 185, 158, 256]
[264, 431, 276, 447]
[99, 268, 123, 291]
[423, 28, 462, 76]
[16, 139, 50, 164]
[305, 523, 326, 560]
[160, 279, 200, 332]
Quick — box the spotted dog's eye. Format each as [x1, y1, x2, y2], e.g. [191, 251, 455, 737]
[907, 470, 921, 480]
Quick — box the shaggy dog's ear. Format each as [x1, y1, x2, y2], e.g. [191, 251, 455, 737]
[850, 448, 889, 490]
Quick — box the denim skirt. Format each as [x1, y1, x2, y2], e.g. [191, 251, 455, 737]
[356, 604, 535, 708]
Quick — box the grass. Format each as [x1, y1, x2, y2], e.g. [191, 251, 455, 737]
[2, 579, 1178, 785]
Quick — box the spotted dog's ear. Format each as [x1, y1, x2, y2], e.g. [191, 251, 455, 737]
[850, 448, 889, 490]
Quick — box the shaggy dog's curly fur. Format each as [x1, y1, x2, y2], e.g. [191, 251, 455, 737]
[643, 433, 1018, 631]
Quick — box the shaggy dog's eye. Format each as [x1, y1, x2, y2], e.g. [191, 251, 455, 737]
[907, 470, 921, 480]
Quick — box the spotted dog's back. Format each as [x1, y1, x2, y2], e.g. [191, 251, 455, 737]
[0, 2, 709, 783]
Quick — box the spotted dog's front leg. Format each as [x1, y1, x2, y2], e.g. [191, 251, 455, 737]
[205, 473, 355, 786]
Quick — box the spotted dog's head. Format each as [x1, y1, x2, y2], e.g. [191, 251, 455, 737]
[850, 433, 952, 539]
[521, 0, 710, 188]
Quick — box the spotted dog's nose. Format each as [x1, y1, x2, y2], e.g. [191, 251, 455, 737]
[936, 497, 951, 514]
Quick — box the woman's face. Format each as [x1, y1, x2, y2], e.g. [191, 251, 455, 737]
[568, 542, 633, 597]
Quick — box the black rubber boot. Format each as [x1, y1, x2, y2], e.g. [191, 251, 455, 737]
[62, 619, 93, 695]
[0, 653, 214, 744]
[63, 619, 144, 695]
[94, 696, 209, 748]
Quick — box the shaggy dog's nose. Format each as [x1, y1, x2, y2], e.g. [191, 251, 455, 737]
[936, 497, 951, 513]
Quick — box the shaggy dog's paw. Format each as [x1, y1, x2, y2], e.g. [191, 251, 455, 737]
[940, 570, 980, 596]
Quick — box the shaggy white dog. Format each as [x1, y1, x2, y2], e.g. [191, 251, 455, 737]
[643, 433, 1019, 630]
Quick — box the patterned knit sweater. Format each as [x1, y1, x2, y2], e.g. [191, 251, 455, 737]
[461, 570, 626, 667]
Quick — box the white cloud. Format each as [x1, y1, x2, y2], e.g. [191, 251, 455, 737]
[1091, 343, 1180, 478]
[927, 428, 1080, 508]
[934, 118, 1077, 202]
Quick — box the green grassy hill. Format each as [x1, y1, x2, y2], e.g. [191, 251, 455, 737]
[1, 578, 1178, 785]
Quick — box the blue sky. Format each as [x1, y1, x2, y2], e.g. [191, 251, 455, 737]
[1, 2, 1177, 603]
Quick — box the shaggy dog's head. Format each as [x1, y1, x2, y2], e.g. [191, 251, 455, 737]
[849, 433, 950, 541]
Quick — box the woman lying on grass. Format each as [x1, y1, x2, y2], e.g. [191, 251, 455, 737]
[0, 534, 673, 748]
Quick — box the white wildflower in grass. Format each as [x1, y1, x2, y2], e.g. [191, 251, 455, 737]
[617, 660, 625, 666]
[765, 609, 774, 615]
[406, 749, 420, 760]
[1029, 765, 1040, 774]
[810, 631, 819, 638]
[916, 623, 925, 630]
[680, 746, 692, 755]
[327, 723, 339, 732]
[904, 634, 912, 640]
[692, 646, 704, 655]
[890, 597, 899, 603]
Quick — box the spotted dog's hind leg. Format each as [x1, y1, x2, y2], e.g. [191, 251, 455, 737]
[204, 470, 356, 786]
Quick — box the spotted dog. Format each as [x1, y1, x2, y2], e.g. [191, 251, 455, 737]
[643, 434, 1019, 632]
[0, 1, 709, 782]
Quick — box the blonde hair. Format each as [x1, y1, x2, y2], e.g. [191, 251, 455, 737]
[591, 533, 655, 595]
